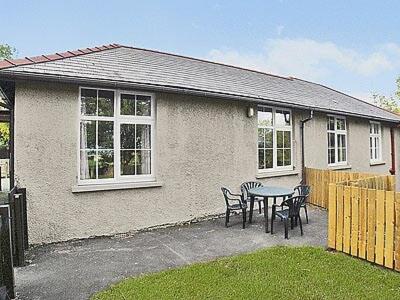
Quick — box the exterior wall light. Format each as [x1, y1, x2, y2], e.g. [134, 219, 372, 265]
[247, 106, 255, 118]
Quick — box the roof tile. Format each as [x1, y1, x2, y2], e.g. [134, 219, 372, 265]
[57, 52, 75, 58]
[9, 58, 31, 66]
[29, 56, 50, 63]
[44, 54, 63, 60]
[0, 60, 14, 68]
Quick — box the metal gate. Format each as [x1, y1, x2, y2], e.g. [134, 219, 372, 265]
[0, 187, 28, 299]
[0, 205, 14, 299]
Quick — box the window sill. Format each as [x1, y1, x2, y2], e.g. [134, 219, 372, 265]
[256, 169, 299, 179]
[72, 181, 163, 193]
[370, 161, 386, 166]
[327, 164, 352, 171]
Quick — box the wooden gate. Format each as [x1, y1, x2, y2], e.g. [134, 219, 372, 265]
[328, 179, 400, 271]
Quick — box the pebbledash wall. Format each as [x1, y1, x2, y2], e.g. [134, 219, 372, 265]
[14, 80, 396, 244]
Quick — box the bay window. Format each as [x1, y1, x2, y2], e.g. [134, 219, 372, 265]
[369, 122, 382, 162]
[258, 106, 292, 171]
[79, 87, 154, 184]
[327, 116, 347, 165]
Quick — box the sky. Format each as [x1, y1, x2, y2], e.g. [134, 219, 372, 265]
[1, 0, 400, 102]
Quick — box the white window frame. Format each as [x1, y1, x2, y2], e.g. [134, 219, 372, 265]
[327, 115, 348, 166]
[257, 106, 293, 172]
[369, 121, 382, 163]
[77, 87, 155, 185]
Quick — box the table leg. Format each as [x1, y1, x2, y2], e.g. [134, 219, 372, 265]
[264, 197, 269, 233]
[249, 195, 255, 223]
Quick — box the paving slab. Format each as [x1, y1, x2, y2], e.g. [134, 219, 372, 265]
[15, 207, 327, 300]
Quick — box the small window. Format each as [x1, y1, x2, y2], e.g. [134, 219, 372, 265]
[370, 122, 382, 162]
[327, 116, 347, 166]
[258, 107, 292, 171]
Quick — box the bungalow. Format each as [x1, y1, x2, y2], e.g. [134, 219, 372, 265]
[0, 44, 399, 244]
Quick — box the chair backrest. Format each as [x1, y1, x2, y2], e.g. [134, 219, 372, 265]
[282, 195, 307, 217]
[240, 181, 263, 199]
[294, 185, 310, 198]
[221, 187, 234, 207]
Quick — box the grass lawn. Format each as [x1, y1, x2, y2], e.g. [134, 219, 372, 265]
[92, 246, 400, 300]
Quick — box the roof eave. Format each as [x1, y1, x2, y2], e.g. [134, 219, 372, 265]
[1, 70, 400, 124]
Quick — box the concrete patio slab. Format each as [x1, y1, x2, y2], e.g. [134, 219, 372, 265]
[15, 206, 327, 300]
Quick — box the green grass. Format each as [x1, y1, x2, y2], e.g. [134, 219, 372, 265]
[92, 246, 400, 300]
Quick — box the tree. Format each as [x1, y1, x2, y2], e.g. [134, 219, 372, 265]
[0, 44, 16, 60]
[372, 77, 400, 114]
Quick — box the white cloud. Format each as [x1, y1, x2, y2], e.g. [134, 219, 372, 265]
[207, 38, 400, 81]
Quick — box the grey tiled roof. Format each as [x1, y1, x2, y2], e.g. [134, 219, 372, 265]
[1, 45, 399, 122]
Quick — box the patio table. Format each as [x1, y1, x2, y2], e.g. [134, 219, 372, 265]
[248, 186, 294, 233]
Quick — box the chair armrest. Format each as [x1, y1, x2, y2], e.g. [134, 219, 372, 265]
[230, 192, 242, 198]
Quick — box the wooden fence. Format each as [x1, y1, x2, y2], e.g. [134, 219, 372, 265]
[327, 177, 400, 271]
[305, 168, 395, 208]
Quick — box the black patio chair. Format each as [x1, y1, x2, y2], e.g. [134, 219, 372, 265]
[221, 187, 247, 229]
[271, 195, 306, 239]
[240, 181, 263, 214]
[294, 185, 311, 224]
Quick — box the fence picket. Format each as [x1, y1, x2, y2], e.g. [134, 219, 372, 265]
[358, 188, 367, 259]
[343, 186, 351, 254]
[336, 185, 344, 251]
[367, 189, 376, 262]
[351, 187, 359, 257]
[328, 184, 336, 248]
[395, 193, 400, 271]
[375, 190, 385, 265]
[384, 192, 394, 269]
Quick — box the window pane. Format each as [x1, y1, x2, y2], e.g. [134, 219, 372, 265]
[81, 89, 97, 116]
[121, 94, 136, 115]
[98, 90, 114, 117]
[339, 148, 346, 162]
[328, 149, 335, 164]
[80, 121, 96, 149]
[375, 137, 380, 158]
[337, 118, 345, 130]
[265, 149, 273, 169]
[136, 95, 151, 116]
[98, 121, 114, 149]
[374, 124, 379, 134]
[258, 149, 265, 169]
[120, 124, 136, 149]
[136, 124, 151, 149]
[277, 149, 283, 166]
[276, 131, 283, 148]
[276, 110, 290, 126]
[258, 107, 273, 127]
[284, 149, 291, 166]
[121, 150, 136, 175]
[80, 150, 96, 179]
[136, 150, 151, 174]
[258, 128, 265, 149]
[338, 134, 346, 148]
[98, 150, 114, 179]
[284, 131, 291, 148]
[265, 129, 273, 148]
[327, 117, 335, 131]
[328, 133, 335, 148]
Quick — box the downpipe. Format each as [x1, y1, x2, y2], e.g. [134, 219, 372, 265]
[389, 126, 398, 175]
[300, 110, 314, 184]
